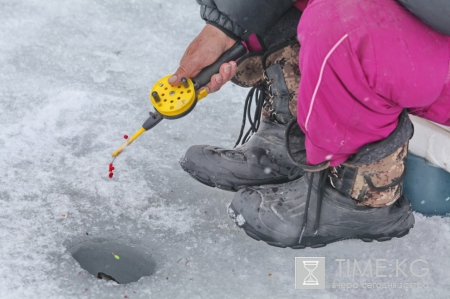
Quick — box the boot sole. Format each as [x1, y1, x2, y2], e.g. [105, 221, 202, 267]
[181, 163, 292, 192]
[228, 205, 412, 249]
[181, 167, 238, 191]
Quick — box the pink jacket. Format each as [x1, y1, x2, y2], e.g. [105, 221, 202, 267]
[297, 0, 450, 166]
[246, 0, 450, 166]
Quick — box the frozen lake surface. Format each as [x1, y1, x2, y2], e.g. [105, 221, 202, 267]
[1, 1, 450, 298]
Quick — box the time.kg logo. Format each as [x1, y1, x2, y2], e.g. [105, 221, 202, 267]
[295, 257, 326, 290]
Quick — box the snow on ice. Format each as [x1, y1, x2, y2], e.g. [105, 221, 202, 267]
[1, 0, 450, 298]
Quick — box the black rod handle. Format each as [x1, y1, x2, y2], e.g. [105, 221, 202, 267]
[192, 42, 247, 90]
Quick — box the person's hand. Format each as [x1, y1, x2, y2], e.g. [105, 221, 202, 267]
[169, 24, 238, 93]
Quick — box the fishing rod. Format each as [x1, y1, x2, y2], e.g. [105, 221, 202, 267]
[111, 42, 246, 161]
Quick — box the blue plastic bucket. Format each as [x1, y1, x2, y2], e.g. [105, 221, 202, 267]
[403, 153, 450, 216]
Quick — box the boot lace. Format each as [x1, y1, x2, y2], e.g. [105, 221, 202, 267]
[234, 73, 275, 147]
[285, 117, 331, 245]
[297, 169, 330, 244]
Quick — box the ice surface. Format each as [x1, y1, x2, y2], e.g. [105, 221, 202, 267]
[1, 1, 450, 298]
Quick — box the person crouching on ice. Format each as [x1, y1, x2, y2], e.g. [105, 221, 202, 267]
[168, 0, 450, 248]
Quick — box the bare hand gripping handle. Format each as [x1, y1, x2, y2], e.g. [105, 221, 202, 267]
[192, 42, 247, 90]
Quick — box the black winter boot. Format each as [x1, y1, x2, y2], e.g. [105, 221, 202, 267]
[180, 40, 306, 191]
[228, 111, 415, 248]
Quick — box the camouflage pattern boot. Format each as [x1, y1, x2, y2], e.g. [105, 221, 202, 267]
[180, 40, 306, 191]
[228, 111, 415, 248]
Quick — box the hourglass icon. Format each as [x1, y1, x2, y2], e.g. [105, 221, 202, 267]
[302, 261, 320, 286]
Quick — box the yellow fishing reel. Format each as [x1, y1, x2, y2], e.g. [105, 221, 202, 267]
[150, 76, 208, 119]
